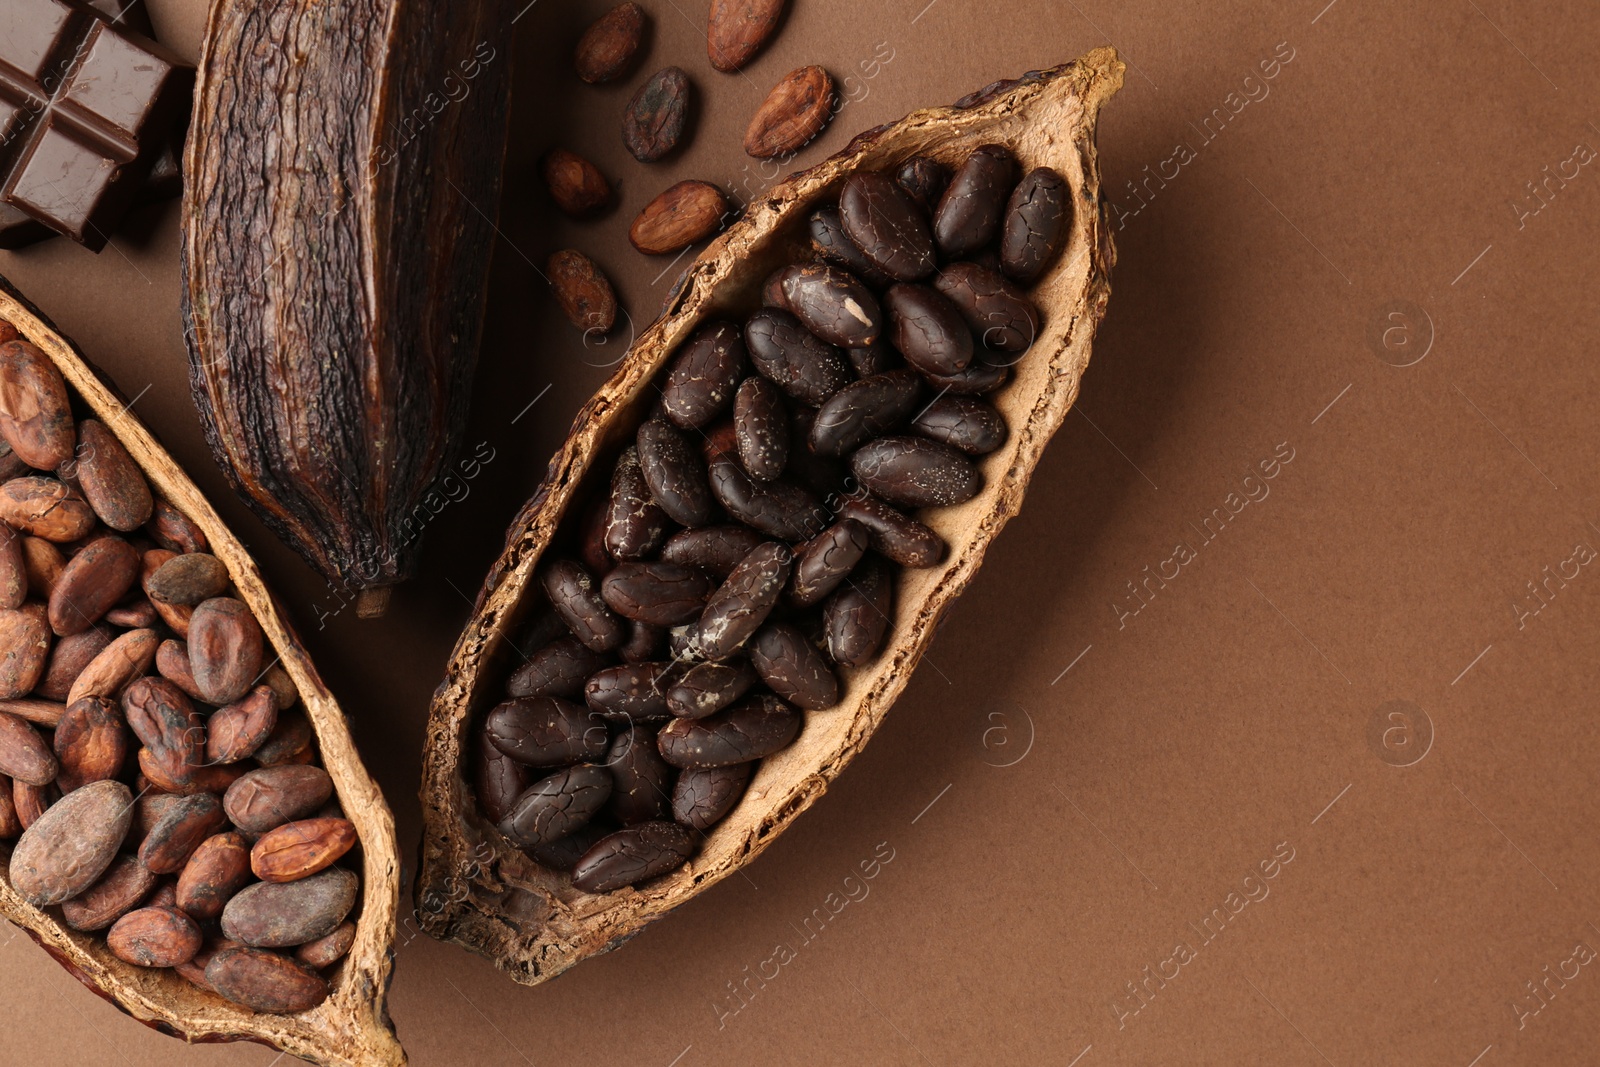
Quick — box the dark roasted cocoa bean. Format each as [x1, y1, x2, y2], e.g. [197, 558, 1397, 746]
[73, 419, 153, 532]
[665, 658, 759, 719]
[206, 686, 278, 764]
[672, 762, 752, 830]
[761, 266, 794, 311]
[0, 340, 74, 470]
[0, 477, 96, 542]
[885, 283, 974, 376]
[934, 143, 1018, 257]
[498, 765, 612, 849]
[785, 407, 850, 498]
[918, 356, 1011, 395]
[749, 623, 840, 709]
[606, 725, 673, 825]
[623, 66, 692, 162]
[825, 556, 893, 667]
[0, 607, 49, 699]
[485, 696, 608, 767]
[542, 147, 613, 218]
[474, 728, 531, 825]
[176, 832, 252, 921]
[810, 369, 922, 457]
[604, 447, 671, 563]
[9, 778, 132, 905]
[224, 765, 335, 834]
[1001, 166, 1071, 283]
[52, 696, 127, 791]
[48, 535, 140, 636]
[781, 263, 882, 349]
[206, 947, 330, 1013]
[620, 620, 666, 663]
[139, 792, 228, 874]
[575, 2, 647, 83]
[656, 694, 801, 768]
[895, 156, 950, 216]
[745, 64, 834, 159]
[222, 867, 359, 948]
[789, 520, 869, 607]
[912, 394, 1007, 455]
[542, 559, 627, 653]
[734, 376, 789, 481]
[187, 597, 264, 705]
[743, 308, 853, 406]
[0, 709, 56, 785]
[601, 563, 714, 627]
[661, 321, 745, 429]
[839, 171, 936, 281]
[838, 495, 946, 568]
[250, 817, 357, 882]
[661, 524, 765, 579]
[571, 820, 695, 893]
[693, 541, 791, 661]
[637, 419, 716, 527]
[107, 905, 201, 967]
[707, 457, 827, 541]
[809, 205, 892, 287]
[707, 0, 786, 72]
[37, 623, 113, 702]
[60, 853, 158, 931]
[933, 261, 1040, 355]
[577, 494, 613, 575]
[846, 339, 900, 378]
[850, 436, 982, 508]
[508, 636, 608, 699]
[530, 820, 613, 872]
[584, 663, 672, 723]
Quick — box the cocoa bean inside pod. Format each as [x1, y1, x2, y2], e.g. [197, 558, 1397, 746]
[0, 287, 401, 1064]
[419, 51, 1123, 988]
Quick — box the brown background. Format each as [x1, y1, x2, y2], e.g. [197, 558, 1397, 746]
[4, 0, 1599, 1063]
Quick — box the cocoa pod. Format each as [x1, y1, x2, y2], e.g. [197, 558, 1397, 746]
[222, 867, 359, 948]
[9, 779, 133, 905]
[630, 181, 728, 255]
[206, 686, 278, 764]
[0, 710, 55, 785]
[0, 340, 74, 470]
[60, 853, 159, 931]
[707, 0, 786, 72]
[574, 2, 646, 84]
[744, 66, 835, 159]
[48, 535, 141, 636]
[206, 947, 330, 1014]
[0, 477, 96, 542]
[250, 817, 357, 882]
[547, 250, 618, 334]
[187, 597, 263, 705]
[176, 832, 253, 921]
[66, 627, 159, 705]
[0, 607, 49, 699]
[107, 906, 202, 967]
[623, 67, 692, 163]
[73, 419, 154, 532]
[52, 696, 128, 792]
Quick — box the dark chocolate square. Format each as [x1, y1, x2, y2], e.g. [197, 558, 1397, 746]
[4, 112, 124, 245]
[60, 18, 174, 143]
[0, 0, 79, 87]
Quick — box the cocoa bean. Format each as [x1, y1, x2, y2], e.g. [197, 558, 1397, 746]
[664, 658, 758, 719]
[548, 250, 617, 334]
[60, 853, 158, 931]
[67, 627, 159, 704]
[839, 170, 937, 282]
[0, 774, 19, 838]
[9, 779, 132, 905]
[604, 446, 670, 563]
[20, 536, 62, 599]
[824, 555, 893, 666]
[221, 867, 359, 948]
[636, 418, 717, 527]
[154, 638, 206, 700]
[37, 623, 114, 702]
[934, 143, 1018, 257]
[252, 708, 314, 767]
[623, 67, 692, 163]
[0, 608, 49, 698]
[52, 696, 127, 792]
[744, 65, 834, 159]
[707, 0, 786, 72]
[138, 791, 228, 874]
[788, 520, 869, 607]
[571, 821, 694, 893]
[507, 636, 608, 700]
[484, 696, 608, 767]
[584, 662, 672, 723]
[250, 817, 357, 882]
[140, 549, 193, 636]
[660, 321, 745, 429]
[224, 765, 335, 834]
[107, 905, 201, 967]
[605, 725, 672, 825]
[294, 921, 355, 969]
[542, 148, 612, 218]
[146, 496, 208, 555]
[910, 394, 1008, 454]
[0, 477, 96, 542]
[48, 535, 140, 636]
[850, 435, 982, 508]
[497, 765, 611, 848]
[0, 525, 23, 609]
[146, 552, 229, 605]
[692, 540, 791, 660]
[176, 832, 252, 921]
[748, 622, 840, 709]
[541, 559, 626, 653]
[656, 694, 801, 768]
[13, 776, 54, 828]
[206, 946, 330, 1013]
[672, 762, 752, 830]
[472, 728, 529, 825]
[206, 686, 278, 764]
[0, 340, 74, 470]
[73, 419, 153, 532]
[630, 181, 727, 255]
[574, 2, 646, 84]
[600, 563, 713, 627]
[0, 709, 55, 785]
[187, 597, 264, 705]
[122, 676, 205, 785]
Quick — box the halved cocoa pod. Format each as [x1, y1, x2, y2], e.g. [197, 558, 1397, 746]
[418, 52, 1123, 985]
[0, 284, 402, 1065]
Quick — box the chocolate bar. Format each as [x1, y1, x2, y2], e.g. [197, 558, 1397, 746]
[0, 0, 191, 251]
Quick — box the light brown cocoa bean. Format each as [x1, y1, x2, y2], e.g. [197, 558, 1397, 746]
[138, 791, 228, 874]
[104, 599, 159, 628]
[206, 946, 330, 1014]
[0, 773, 19, 838]
[48, 535, 140, 636]
[707, 0, 786, 72]
[0, 608, 49, 699]
[68, 627, 159, 705]
[744, 65, 834, 159]
[146, 552, 229, 605]
[13, 776, 53, 827]
[176, 832, 252, 921]
[154, 638, 205, 700]
[52, 696, 127, 792]
[175, 937, 241, 992]
[122, 675, 205, 786]
[0, 525, 23, 609]
[9, 779, 132, 905]
[138, 749, 246, 797]
[0, 697, 64, 725]
[261, 664, 298, 711]
[73, 419, 153, 532]
[222, 867, 359, 948]
[147, 497, 208, 555]
[130, 792, 178, 848]
[0, 340, 75, 470]
[60, 853, 159, 931]
[206, 686, 278, 764]
[107, 905, 201, 967]
[630, 181, 728, 255]
[548, 250, 618, 334]
[250, 817, 357, 883]
[0, 709, 55, 785]
[140, 548, 193, 636]
[37, 623, 114, 702]
[224, 765, 335, 834]
[0, 477, 95, 542]
[20, 536, 62, 599]
[188, 597, 263, 705]
[294, 920, 356, 969]
[252, 708, 313, 768]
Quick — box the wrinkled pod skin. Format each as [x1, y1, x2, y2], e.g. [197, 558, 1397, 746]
[181, 0, 514, 617]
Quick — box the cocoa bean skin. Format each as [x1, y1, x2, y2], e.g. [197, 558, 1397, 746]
[656, 694, 801, 769]
[52, 696, 127, 791]
[839, 171, 937, 281]
[601, 563, 714, 627]
[604, 447, 671, 563]
[788, 520, 870, 607]
[485, 696, 609, 767]
[0, 608, 50, 698]
[636, 419, 716, 527]
[630, 180, 727, 254]
[473, 728, 531, 825]
[932, 262, 1041, 355]
[623, 67, 692, 163]
[542, 559, 626, 653]
[187, 597, 264, 705]
[60, 853, 158, 931]
[0, 709, 56, 785]
[221, 867, 359, 948]
[548, 249, 618, 334]
[885, 283, 975, 376]
[825, 556, 894, 667]
[838, 496, 945, 568]
[542, 148, 613, 218]
[749, 623, 840, 710]
[911, 395, 1008, 455]
[9, 779, 133, 906]
[251, 817, 358, 882]
[176, 832, 253, 921]
[734, 376, 789, 481]
[672, 762, 753, 830]
[661, 322, 746, 430]
[811, 369, 922, 457]
[693, 541, 792, 660]
[781, 263, 882, 349]
[48, 535, 140, 636]
[665, 658, 759, 719]
[206, 946, 330, 1013]
[0, 340, 74, 470]
[895, 156, 951, 216]
[73, 419, 153, 532]
[744, 65, 835, 159]
[507, 636, 609, 700]
[107, 905, 201, 967]
[571, 820, 695, 893]
[660, 525, 764, 579]
[138, 792, 228, 874]
[1001, 166, 1071, 284]
[146, 552, 229, 605]
[707, 0, 786, 72]
[497, 764, 612, 848]
[575, 2, 647, 83]
[934, 143, 1019, 257]
[850, 436, 983, 508]
[606, 725, 672, 825]
[224, 765, 335, 834]
[584, 662, 673, 723]
[707, 457, 827, 542]
[743, 308, 853, 406]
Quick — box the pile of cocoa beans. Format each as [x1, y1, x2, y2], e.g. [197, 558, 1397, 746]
[476, 143, 1069, 893]
[0, 320, 358, 1015]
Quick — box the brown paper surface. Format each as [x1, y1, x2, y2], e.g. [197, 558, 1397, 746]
[3, 0, 1598, 1064]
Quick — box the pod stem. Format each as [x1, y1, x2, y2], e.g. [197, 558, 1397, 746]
[356, 586, 393, 618]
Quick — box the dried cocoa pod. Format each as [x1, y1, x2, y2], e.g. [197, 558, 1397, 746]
[542, 148, 613, 218]
[707, 0, 786, 72]
[419, 52, 1123, 988]
[623, 67, 692, 163]
[575, 2, 647, 84]
[745, 65, 835, 159]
